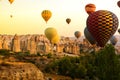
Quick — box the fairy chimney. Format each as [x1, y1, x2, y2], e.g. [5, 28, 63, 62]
[12, 34, 21, 52]
[44, 42, 50, 53]
[30, 37, 37, 54]
[2, 37, 9, 50]
[0, 36, 3, 49]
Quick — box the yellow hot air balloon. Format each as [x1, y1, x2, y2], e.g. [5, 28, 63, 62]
[44, 27, 57, 42]
[41, 10, 52, 23]
[8, 0, 14, 4]
[51, 34, 60, 44]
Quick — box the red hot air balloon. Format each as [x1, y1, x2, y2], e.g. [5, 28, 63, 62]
[85, 3, 96, 15]
[87, 10, 119, 47]
[117, 1, 120, 8]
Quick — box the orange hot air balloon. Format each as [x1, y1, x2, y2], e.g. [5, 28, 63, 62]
[85, 3, 96, 15]
[66, 18, 71, 24]
[8, 0, 14, 4]
[41, 10, 52, 23]
[117, 1, 120, 8]
[74, 31, 81, 39]
[87, 10, 119, 47]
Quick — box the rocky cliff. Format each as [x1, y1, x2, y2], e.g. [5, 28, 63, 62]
[0, 61, 44, 80]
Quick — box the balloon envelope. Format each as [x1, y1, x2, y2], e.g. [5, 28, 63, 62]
[118, 28, 120, 34]
[41, 10, 52, 23]
[8, 0, 14, 4]
[117, 1, 120, 8]
[51, 35, 60, 44]
[66, 18, 71, 24]
[85, 3, 96, 15]
[87, 10, 119, 47]
[84, 27, 96, 45]
[44, 27, 57, 42]
[110, 36, 118, 45]
[10, 15, 13, 18]
[74, 31, 81, 39]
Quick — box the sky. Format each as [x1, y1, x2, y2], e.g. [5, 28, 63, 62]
[0, 0, 120, 37]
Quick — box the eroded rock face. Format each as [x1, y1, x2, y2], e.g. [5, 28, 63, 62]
[0, 62, 45, 80]
[30, 37, 37, 54]
[12, 34, 21, 52]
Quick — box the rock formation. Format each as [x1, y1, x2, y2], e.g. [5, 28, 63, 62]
[2, 37, 9, 50]
[0, 62, 45, 80]
[0, 36, 3, 49]
[30, 37, 37, 54]
[11, 34, 21, 52]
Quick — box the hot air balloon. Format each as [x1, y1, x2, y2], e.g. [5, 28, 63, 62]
[10, 15, 13, 18]
[66, 18, 71, 24]
[85, 3, 96, 15]
[44, 27, 57, 43]
[117, 1, 120, 8]
[110, 36, 118, 45]
[8, 0, 14, 4]
[51, 34, 60, 44]
[87, 10, 119, 47]
[118, 28, 120, 34]
[84, 27, 96, 45]
[41, 10, 52, 23]
[74, 31, 81, 39]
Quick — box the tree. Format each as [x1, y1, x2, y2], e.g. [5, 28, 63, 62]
[95, 44, 120, 80]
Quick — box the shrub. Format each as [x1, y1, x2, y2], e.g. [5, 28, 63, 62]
[46, 53, 52, 58]
[0, 49, 10, 56]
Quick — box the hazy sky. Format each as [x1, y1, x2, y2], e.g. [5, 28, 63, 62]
[0, 0, 120, 37]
